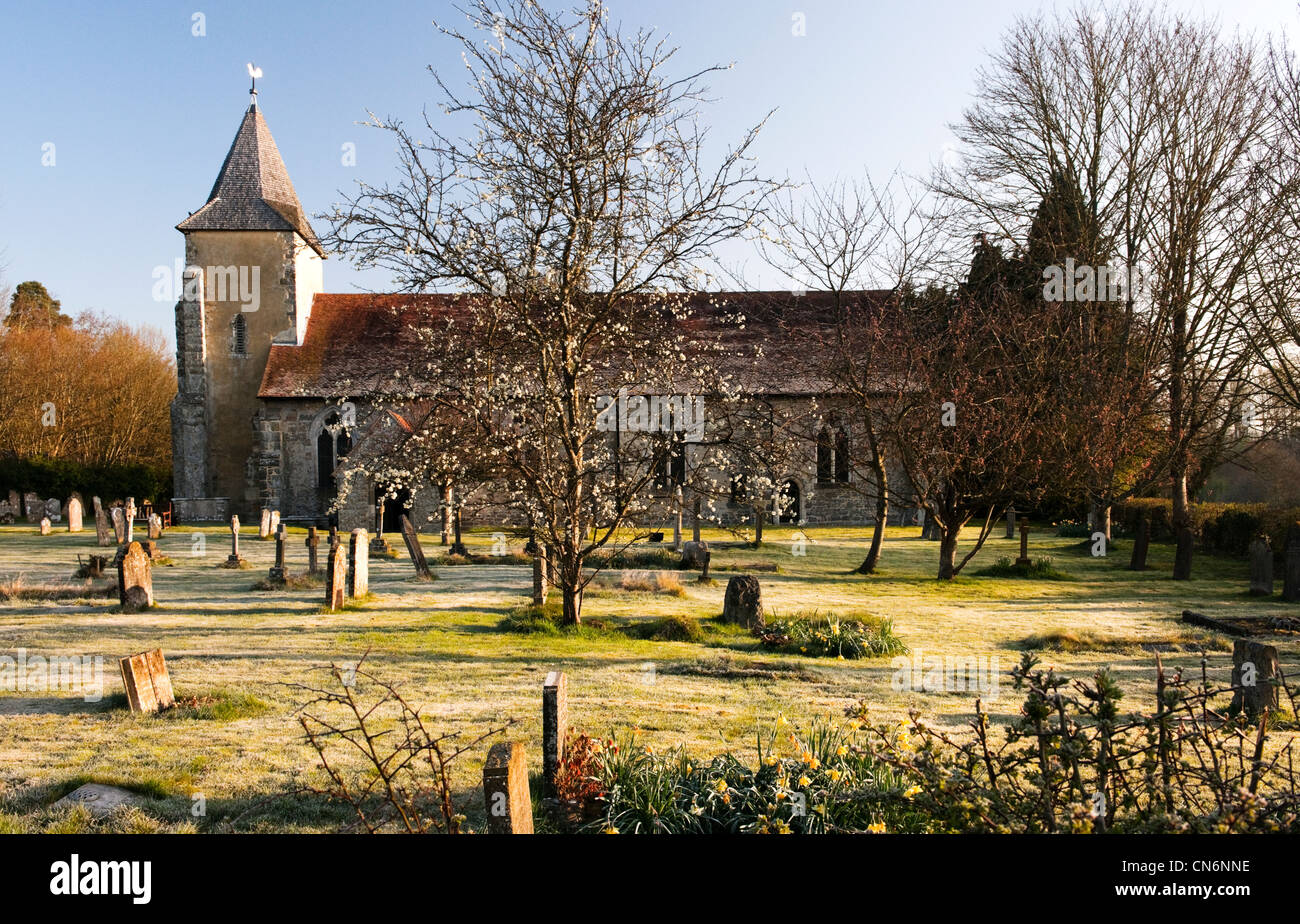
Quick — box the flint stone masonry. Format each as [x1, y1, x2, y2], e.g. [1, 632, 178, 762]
[119, 648, 175, 714]
[482, 741, 534, 834]
[722, 575, 763, 628]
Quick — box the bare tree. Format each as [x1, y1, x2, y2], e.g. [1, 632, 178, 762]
[324, 0, 774, 624]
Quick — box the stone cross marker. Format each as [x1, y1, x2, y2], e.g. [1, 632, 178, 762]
[110, 506, 127, 544]
[259, 508, 272, 540]
[119, 648, 175, 714]
[93, 497, 111, 547]
[124, 498, 136, 543]
[66, 496, 83, 533]
[370, 501, 392, 555]
[399, 514, 431, 579]
[225, 515, 245, 566]
[306, 527, 320, 575]
[348, 528, 370, 598]
[269, 524, 287, 582]
[117, 541, 153, 611]
[543, 671, 568, 789]
[1249, 537, 1274, 596]
[482, 741, 534, 834]
[532, 547, 549, 606]
[325, 544, 348, 610]
[721, 575, 764, 628]
[1016, 523, 1031, 566]
[1231, 639, 1280, 717]
[39, 517, 51, 535]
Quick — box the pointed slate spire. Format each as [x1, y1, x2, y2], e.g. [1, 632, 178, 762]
[177, 100, 324, 256]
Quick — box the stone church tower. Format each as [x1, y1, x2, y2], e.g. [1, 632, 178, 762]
[170, 90, 324, 522]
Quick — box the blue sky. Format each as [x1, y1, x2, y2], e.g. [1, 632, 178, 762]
[1, 0, 1295, 342]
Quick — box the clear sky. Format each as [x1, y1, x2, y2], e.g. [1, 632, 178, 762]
[1, 0, 1295, 343]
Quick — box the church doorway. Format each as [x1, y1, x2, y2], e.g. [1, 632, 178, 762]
[378, 486, 412, 534]
[775, 479, 801, 524]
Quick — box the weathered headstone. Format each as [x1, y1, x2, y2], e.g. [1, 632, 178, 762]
[39, 517, 51, 536]
[270, 510, 280, 535]
[348, 528, 369, 598]
[23, 492, 42, 523]
[225, 515, 245, 567]
[680, 540, 709, 570]
[1005, 507, 1016, 540]
[116, 541, 153, 611]
[399, 515, 431, 579]
[118, 648, 175, 713]
[482, 741, 534, 834]
[1016, 523, 1031, 566]
[1249, 537, 1274, 597]
[110, 506, 127, 544]
[66, 496, 83, 533]
[93, 497, 111, 547]
[147, 513, 163, 540]
[0, 496, 11, 522]
[7, 490, 19, 516]
[721, 575, 764, 628]
[268, 524, 287, 583]
[543, 671, 568, 789]
[1128, 514, 1150, 571]
[44, 497, 61, 522]
[532, 547, 549, 606]
[124, 498, 136, 543]
[1173, 526, 1193, 581]
[1231, 639, 1280, 718]
[259, 508, 272, 540]
[325, 543, 348, 610]
[306, 527, 320, 575]
[53, 783, 144, 818]
[328, 525, 339, 550]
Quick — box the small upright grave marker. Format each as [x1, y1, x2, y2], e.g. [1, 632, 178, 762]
[1231, 639, 1280, 718]
[348, 528, 370, 597]
[224, 515, 245, 567]
[93, 497, 112, 547]
[268, 523, 287, 583]
[325, 544, 348, 610]
[39, 517, 51, 536]
[722, 575, 763, 628]
[1249, 536, 1273, 597]
[259, 508, 272, 540]
[117, 541, 153, 611]
[482, 741, 534, 834]
[66, 496, 83, 533]
[1016, 523, 1031, 566]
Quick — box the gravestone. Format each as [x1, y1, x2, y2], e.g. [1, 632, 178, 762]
[1173, 526, 1193, 581]
[325, 544, 348, 610]
[224, 515, 245, 567]
[1005, 507, 1016, 540]
[1231, 639, 1280, 718]
[110, 506, 126, 544]
[147, 513, 163, 540]
[399, 515, 431, 579]
[680, 540, 709, 570]
[268, 524, 287, 583]
[45, 497, 61, 522]
[83, 554, 107, 578]
[259, 509, 272, 540]
[1016, 524, 1031, 566]
[39, 517, 51, 535]
[1249, 537, 1274, 596]
[1285, 539, 1300, 603]
[370, 502, 391, 555]
[118, 648, 175, 714]
[66, 497, 83, 533]
[116, 542, 153, 611]
[270, 510, 281, 536]
[7, 490, 19, 516]
[482, 741, 534, 834]
[347, 529, 369, 598]
[93, 497, 111, 547]
[543, 671, 568, 789]
[0, 496, 11, 523]
[140, 539, 164, 562]
[721, 575, 764, 628]
[532, 548, 549, 605]
[306, 527, 320, 575]
[23, 492, 42, 523]
[329, 525, 339, 550]
[1128, 515, 1150, 571]
[124, 498, 136, 543]
[53, 783, 144, 818]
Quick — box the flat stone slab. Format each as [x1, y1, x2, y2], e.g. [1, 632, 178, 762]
[52, 783, 144, 818]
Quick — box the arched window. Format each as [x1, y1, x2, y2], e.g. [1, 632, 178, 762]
[230, 315, 247, 356]
[315, 411, 352, 490]
[816, 427, 834, 484]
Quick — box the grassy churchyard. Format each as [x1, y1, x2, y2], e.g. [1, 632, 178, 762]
[0, 520, 1294, 832]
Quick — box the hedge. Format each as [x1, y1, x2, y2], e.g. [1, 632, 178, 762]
[0, 457, 172, 508]
[1112, 498, 1300, 558]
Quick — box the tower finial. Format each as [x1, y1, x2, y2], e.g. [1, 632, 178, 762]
[246, 62, 263, 105]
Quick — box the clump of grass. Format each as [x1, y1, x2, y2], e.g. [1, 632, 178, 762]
[755, 610, 908, 659]
[973, 556, 1073, 580]
[616, 570, 686, 596]
[590, 546, 681, 570]
[1016, 630, 1231, 654]
[500, 601, 620, 639]
[626, 614, 703, 642]
[442, 550, 532, 565]
[163, 689, 272, 721]
[0, 576, 114, 601]
[659, 654, 822, 681]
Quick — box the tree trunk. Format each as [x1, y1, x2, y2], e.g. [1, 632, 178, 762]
[753, 505, 765, 546]
[561, 581, 583, 625]
[937, 525, 958, 581]
[440, 482, 453, 545]
[856, 455, 888, 574]
[1090, 502, 1112, 541]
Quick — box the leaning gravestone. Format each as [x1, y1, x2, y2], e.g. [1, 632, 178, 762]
[45, 497, 61, 522]
[110, 506, 126, 544]
[118, 648, 175, 713]
[259, 508, 272, 540]
[348, 529, 370, 597]
[1231, 639, 1280, 718]
[722, 575, 764, 628]
[116, 541, 153, 611]
[399, 515, 431, 579]
[66, 497, 83, 533]
[1249, 537, 1274, 597]
[482, 741, 534, 834]
[325, 544, 348, 610]
[39, 517, 51, 536]
[93, 497, 112, 547]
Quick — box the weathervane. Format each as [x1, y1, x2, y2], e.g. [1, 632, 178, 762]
[246, 62, 263, 102]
